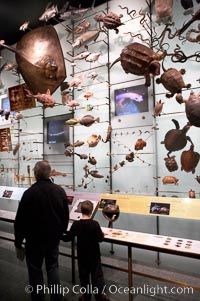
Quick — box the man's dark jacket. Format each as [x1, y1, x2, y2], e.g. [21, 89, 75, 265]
[14, 179, 69, 248]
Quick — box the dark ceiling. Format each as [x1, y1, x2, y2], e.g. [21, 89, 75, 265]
[0, 0, 108, 46]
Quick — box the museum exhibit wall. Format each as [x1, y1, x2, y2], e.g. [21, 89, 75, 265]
[0, 0, 199, 196]
[0, 0, 200, 274]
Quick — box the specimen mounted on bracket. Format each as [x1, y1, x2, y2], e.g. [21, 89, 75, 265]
[156, 67, 191, 99]
[110, 42, 166, 87]
[185, 90, 200, 127]
[180, 145, 200, 174]
[161, 119, 192, 156]
[0, 25, 66, 94]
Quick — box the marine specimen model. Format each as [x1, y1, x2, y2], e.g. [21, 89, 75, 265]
[0, 26, 66, 94]
[67, 19, 90, 36]
[72, 30, 101, 49]
[89, 170, 104, 178]
[164, 156, 178, 172]
[161, 119, 192, 156]
[110, 42, 166, 86]
[153, 100, 164, 117]
[185, 90, 200, 127]
[162, 176, 179, 185]
[87, 134, 101, 147]
[188, 189, 196, 198]
[50, 169, 67, 177]
[134, 139, 147, 150]
[155, 0, 173, 24]
[69, 75, 84, 90]
[85, 52, 102, 62]
[94, 12, 124, 33]
[180, 145, 200, 173]
[25, 89, 55, 108]
[72, 51, 91, 62]
[156, 67, 191, 98]
[70, 140, 85, 147]
[102, 125, 112, 143]
[39, 3, 58, 21]
[88, 155, 97, 165]
[66, 115, 100, 127]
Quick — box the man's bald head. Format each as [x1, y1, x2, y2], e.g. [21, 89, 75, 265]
[34, 161, 51, 180]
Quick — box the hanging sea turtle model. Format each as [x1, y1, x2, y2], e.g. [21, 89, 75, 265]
[180, 145, 200, 174]
[164, 155, 178, 172]
[94, 12, 124, 34]
[185, 90, 200, 127]
[176, 90, 200, 127]
[156, 66, 191, 98]
[110, 42, 166, 86]
[161, 119, 192, 156]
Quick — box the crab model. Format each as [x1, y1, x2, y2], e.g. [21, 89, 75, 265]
[156, 67, 191, 98]
[161, 119, 192, 156]
[110, 42, 166, 87]
[94, 12, 124, 34]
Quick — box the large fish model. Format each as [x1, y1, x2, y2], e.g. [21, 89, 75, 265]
[89, 170, 104, 178]
[0, 26, 66, 95]
[65, 98, 80, 108]
[19, 21, 30, 31]
[72, 51, 91, 61]
[87, 134, 101, 147]
[86, 71, 98, 79]
[58, 0, 96, 20]
[72, 30, 101, 48]
[85, 52, 102, 62]
[25, 88, 55, 108]
[50, 169, 67, 177]
[66, 115, 100, 127]
[69, 75, 84, 90]
[67, 19, 91, 36]
[70, 140, 85, 147]
[80, 115, 100, 127]
[39, 4, 58, 22]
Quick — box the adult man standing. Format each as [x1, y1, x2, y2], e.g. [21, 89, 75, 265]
[14, 161, 69, 301]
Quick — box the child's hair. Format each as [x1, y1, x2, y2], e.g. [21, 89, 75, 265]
[81, 200, 93, 216]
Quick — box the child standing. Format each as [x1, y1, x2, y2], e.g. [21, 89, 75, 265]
[63, 200, 110, 301]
